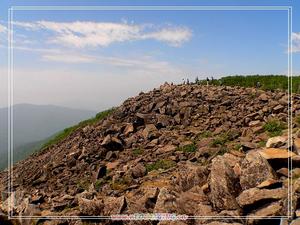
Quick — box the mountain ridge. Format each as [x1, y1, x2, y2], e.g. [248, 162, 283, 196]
[0, 83, 299, 225]
[0, 104, 97, 170]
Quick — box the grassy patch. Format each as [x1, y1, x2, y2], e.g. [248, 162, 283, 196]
[295, 116, 300, 126]
[209, 138, 225, 147]
[217, 146, 229, 156]
[234, 143, 242, 151]
[76, 179, 90, 192]
[263, 119, 285, 137]
[132, 148, 144, 156]
[200, 130, 213, 138]
[258, 140, 267, 147]
[41, 108, 114, 150]
[146, 159, 176, 172]
[110, 175, 132, 191]
[209, 130, 240, 148]
[176, 142, 197, 153]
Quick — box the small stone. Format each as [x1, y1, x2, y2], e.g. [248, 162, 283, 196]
[142, 124, 158, 140]
[124, 123, 134, 136]
[101, 135, 123, 150]
[241, 142, 257, 151]
[258, 93, 268, 101]
[156, 145, 176, 154]
[106, 161, 119, 170]
[131, 163, 146, 178]
[249, 120, 261, 127]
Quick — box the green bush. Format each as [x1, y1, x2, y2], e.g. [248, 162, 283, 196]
[258, 140, 267, 147]
[209, 132, 231, 147]
[132, 148, 144, 156]
[146, 159, 176, 172]
[200, 130, 212, 138]
[263, 119, 285, 137]
[176, 143, 197, 153]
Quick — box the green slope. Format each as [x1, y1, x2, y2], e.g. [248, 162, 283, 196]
[0, 108, 114, 171]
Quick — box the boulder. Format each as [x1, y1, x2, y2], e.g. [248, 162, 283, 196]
[124, 123, 134, 136]
[103, 196, 126, 215]
[156, 114, 173, 128]
[78, 198, 104, 216]
[248, 201, 282, 217]
[266, 136, 288, 148]
[101, 135, 123, 150]
[209, 156, 240, 210]
[153, 188, 178, 213]
[294, 138, 300, 155]
[173, 163, 208, 192]
[236, 188, 286, 207]
[176, 187, 211, 215]
[240, 151, 276, 190]
[142, 124, 158, 140]
[259, 148, 296, 159]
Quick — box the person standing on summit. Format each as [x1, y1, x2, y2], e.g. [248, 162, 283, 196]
[206, 77, 209, 87]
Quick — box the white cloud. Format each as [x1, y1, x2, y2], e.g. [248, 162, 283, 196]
[292, 32, 300, 53]
[42, 53, 96, 63]
[13, 20, 192, 48]
[143, 27, 192, 47]
[0, 24, 6, 33]
[41, 51, 180, 74]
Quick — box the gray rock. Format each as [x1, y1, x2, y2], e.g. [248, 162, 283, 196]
[236, 188, 286, 207]
[209, 156, 240, 210]
[240, 151, 276, 190]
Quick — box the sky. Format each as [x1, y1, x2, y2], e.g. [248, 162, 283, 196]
[0, 0, 299, 111]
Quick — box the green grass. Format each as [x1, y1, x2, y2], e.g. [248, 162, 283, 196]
[217, 146, 229, 156]
[258, 140, 267, 147]
[176, 142, 197, 153]
[110, 175, 132, 191]
[145, 159, 176, 172]
[132, 148, 144, 156]
[198, 75, 300, 93]
[76, 179, 90, 192]
[40, 108, 114, 150]
[209, 132, 230, 147]
[295, 116, 300, 125]
[263, 119, 285, 137]
[199, 130, 213, 138]
[234, 144, 242, 151]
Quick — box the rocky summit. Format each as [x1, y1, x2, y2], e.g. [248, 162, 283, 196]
[0, 83, 300, 225]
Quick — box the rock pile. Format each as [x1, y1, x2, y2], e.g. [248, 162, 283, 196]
[0, 83, 300, 225]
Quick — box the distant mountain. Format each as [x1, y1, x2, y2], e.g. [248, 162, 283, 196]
[0, 104, 96, 170]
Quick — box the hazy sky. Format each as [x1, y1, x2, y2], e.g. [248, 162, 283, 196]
[0, 0, 299, 111]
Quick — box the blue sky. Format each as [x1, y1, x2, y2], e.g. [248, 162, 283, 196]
[0, 0, 299, 111]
